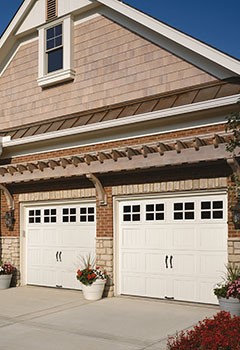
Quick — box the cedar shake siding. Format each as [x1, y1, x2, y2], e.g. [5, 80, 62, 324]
[0, 15, 216, 130]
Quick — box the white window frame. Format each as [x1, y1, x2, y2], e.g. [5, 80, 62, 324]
[37, 15, 75, 88]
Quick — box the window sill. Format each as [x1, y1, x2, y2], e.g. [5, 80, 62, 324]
[37, 68, 76, 88]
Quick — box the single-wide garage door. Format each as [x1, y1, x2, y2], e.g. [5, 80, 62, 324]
[26, 202, 96, 289]
[118, 193, 227, 304]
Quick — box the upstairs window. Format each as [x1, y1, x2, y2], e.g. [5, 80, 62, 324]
[46, 24, 63, 73]
[38, 16, 75, 88]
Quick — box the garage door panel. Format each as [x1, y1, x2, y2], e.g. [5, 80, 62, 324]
[145, 227, 167, 249]
[171, 227, 196, 249]
[171, 253, 196, 275]
[146, 276, 168, 298]
[198, 226, 227, 250]
[146, 252, 165, 273]
[28, 228, 43, 245]
[199, 280, 218, 304]
[42, 229, 59, 246]
[199, 253, 227, 276]
[27, 267, 42, 285]
[121, 274, 145, 295]
[26, 202, 96, 290]
[119, 193, 227, 304]
[60, 227, 95, 247]
[121, 251, 144, 272]
[28, 248, 41, 265]
[121, 228, 145, 248]
[173, 278, 197, 302]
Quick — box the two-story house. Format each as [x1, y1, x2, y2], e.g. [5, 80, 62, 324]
[0, 0, 240, 303]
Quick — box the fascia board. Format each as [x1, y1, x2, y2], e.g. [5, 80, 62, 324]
[3, 94, 240, 149]
[97, 0, 240, 75]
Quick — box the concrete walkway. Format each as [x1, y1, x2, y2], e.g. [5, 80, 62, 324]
[0, 286, 219, 350]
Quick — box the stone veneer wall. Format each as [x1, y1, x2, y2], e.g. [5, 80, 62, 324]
[228, 238, 240, 265]
[0, 237, 20, 286]
[96, 237, 114, 297]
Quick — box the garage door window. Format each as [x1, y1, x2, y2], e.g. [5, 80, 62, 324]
[44, 209, 57, 223]
[201, 200, 223, 219]
[123, 205, 140, 222]
[174, 202, 194, 220]
[28, 209, 41, 223]
[80, 207, 95, 222]
[146, 204, 164, 221]
[62, 208, 76, 222]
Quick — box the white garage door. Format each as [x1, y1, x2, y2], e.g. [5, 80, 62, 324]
[26, 202, 96, 290]
[118, 193, 227, 304]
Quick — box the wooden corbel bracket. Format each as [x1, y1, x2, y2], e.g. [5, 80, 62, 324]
[86, 173, 107, 206]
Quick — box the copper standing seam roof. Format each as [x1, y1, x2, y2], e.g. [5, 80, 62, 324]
[1, 81, 240, 141]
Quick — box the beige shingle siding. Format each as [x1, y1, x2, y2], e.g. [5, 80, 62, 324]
[0, 16, 216, 130]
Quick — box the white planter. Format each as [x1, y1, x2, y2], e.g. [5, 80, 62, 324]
[0, 274, 12, 289]
[219, 297, 240, 317]
[81, 279, 106, 301]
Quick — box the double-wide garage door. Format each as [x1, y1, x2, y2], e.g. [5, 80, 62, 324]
[26, 202, 96, 290]
[118, 193, 227, 304]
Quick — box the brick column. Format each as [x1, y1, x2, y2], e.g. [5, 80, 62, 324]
[0, 237, 20, 286]
[228, 238, 240, 265]
[96, 187, 114, 297]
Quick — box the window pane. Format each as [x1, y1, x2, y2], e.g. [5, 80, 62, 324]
[123, 206, 131, 213]
[174, 212, 183, 220]
[201, 202, 211, 209]
[123, 214, 131, 221]
[133, 205, 140, 212]
[47, 47, 63, 73]
[146, 213, 154, 221]
[55, 36, 62, 47]
[133, 214, 140, 221]
[88, 207, 94, 214]
[47, 27, 54, 39]
[46, 39, 55, 50]
[156, 204, 164, 211]
[185, 212, 194, 220]
[55, 24, 62, 36]
[201, 211, 211, 219]
[213, 201, 223, 209]
[213, 211, 223, 219]
[185, 202, 194, 210]
[174, 203, 183, 210]
[156, 213, 164, 220]
[146, 204, 154, 212]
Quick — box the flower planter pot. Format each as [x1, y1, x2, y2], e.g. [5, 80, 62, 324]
[0, 274, 12, 289]
[81, 279, 106, 301]
[218, 297, 240, 317]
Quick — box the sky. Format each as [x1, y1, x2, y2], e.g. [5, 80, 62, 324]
[0, 0, 239, 60]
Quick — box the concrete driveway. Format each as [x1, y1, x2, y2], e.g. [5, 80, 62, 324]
[0, 286, 218, 350]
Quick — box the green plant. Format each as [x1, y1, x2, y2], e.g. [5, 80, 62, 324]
[214, 264, 240, 299]
[76, 254, 108, 286]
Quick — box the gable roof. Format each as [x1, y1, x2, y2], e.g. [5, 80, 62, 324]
[0, 0, 240, 78]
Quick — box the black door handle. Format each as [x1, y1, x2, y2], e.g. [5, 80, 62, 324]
[56, 251, 59, 262]
[59, 251, 62, 262]
[170, 255, 173, 269]
[165, 255, 168, 269]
